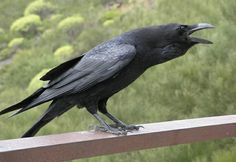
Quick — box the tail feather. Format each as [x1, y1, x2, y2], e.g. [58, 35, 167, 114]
[21, 101, 57, 138]
[0, 88, 45, 116]
[21, 100, 73, 138]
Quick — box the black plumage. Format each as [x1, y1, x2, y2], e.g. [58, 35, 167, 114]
[0, 23, 214, 137]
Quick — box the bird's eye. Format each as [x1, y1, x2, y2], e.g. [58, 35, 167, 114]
[177, 25, 187, 35]
[180, 25, 187, 30]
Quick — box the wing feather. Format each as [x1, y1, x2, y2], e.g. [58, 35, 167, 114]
[35, 43, 136, 102]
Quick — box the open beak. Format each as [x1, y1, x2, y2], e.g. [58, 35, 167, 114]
[188, 23, 214, 44]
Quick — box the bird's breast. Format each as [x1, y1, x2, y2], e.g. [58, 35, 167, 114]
[101, 61, 145, 95]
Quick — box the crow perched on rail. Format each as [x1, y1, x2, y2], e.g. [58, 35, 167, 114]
[0, 23, 214, 137]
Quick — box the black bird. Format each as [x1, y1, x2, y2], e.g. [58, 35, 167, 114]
[0, 23, 214, 137]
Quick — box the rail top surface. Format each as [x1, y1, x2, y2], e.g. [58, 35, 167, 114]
[0, 115, 236, 162]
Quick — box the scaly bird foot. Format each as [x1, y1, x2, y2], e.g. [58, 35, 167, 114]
[122, 124, 144, 131]
[109, 123, 144, 131]
[95, 125, 128, 135]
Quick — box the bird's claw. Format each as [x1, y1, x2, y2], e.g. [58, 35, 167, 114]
[109, 124, 144, 131]
[95, 126, 128, 135]
[124, 125, 144, 130]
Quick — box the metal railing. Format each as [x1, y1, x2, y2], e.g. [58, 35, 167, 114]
[0, 115, 236, 162]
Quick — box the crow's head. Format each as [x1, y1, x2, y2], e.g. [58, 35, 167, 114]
[163, 23, 214, 45]
[141, 23, 214, 65]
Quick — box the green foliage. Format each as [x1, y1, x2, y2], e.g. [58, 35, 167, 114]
[212, 146, 236, 162]
[0, 28, 4, 35]
[58, 15, 84, 39]
[194, 145, 236, 162]
[103, 19, 115, 27]
[0, 0, 33, 29]
[27, 69, 49, 92]
[10, 14, 42, 37]
[54, 45, 74, 60]
[24, 0, 55, 19]
[0, 37, 26, 61]
[58, 15, 84, 29]
[100, 9, 121, 22]
[49, 14, 63, 22]
[77, 27, 108, 53]
[8, 37, 25, 48]
[0, 48, 12, 61]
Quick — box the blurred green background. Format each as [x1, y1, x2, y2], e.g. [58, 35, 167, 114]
[0, 0, 236, 161]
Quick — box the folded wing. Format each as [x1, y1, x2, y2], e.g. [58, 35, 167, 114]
[27, 43, 136, 107]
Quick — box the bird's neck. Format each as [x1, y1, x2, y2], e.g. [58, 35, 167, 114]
[144, 45, 188, 67]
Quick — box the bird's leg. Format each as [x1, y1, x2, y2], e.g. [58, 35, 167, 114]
[98, 99, 143, 131]
[104, 112, 143, 131]
[86, 103, 128, 135]
[92, 113, 128, 135]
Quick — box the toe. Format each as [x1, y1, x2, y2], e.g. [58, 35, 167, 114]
[122, 125, 144, 131]
[95, 125, 128, 135]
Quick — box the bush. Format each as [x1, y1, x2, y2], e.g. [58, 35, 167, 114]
[0, 48, 14, 61]
[10, 15, 42, 37]
[8, 37, 25, 48]
[49, 14, 63, 22]
[41, 29, 53, 38]
[103, 19, 115, 27]
[58, 15, 84, 39]
[0, 37, 24, 61]
[100, 9, 121, 22]
[27, 69, 49, 92]
[0, 37, 25, 61]
[24, 0, 55, 19]
[54, 45, 74, 60]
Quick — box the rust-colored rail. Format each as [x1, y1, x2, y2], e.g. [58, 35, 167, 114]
[0, 115, 236, 162]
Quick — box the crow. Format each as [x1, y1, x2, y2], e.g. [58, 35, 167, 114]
[0, 23, 214, 137]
